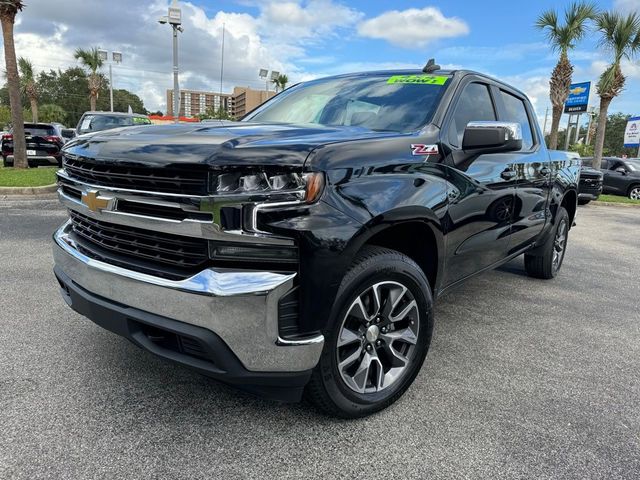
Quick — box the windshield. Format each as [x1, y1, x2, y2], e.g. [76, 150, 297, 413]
[625, 160, 639, 171]
[245, 73, 451, 133]
[77, 114, 148, 134]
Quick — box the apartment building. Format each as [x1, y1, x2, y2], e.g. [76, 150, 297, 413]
[166, 87, 276, 119]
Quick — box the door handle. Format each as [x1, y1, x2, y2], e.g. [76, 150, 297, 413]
[540, 167, 551, 176]
[501, 169, 516, 181]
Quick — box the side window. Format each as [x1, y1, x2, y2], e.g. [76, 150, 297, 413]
[448, 83, 496, 147]
[499, 91, 534, 150]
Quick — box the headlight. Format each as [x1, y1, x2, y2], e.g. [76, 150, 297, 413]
[212, 171, 324, 203]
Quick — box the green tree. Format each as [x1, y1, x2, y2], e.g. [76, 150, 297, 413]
[96, 88, 145, 114]
[271, 73, 289, 92]
[74, 47, 104, 111]
[592, 12, 640, 168]
[195, 106, 234, 121]
[0, 0, 27, 168]
[0, 104, 10, 129]
[536, 2, 598, 150]
[18, 57, 38, 122]
[38, 104, 67, 124]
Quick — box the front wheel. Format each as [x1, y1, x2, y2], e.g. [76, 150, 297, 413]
[524, 206, 569, 279]
[629, 185, 640, 201]
[305, 246, 433, 418]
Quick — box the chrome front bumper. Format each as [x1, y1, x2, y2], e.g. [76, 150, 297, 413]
[53, 221, 324, 372]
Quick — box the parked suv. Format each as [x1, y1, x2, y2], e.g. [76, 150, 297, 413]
[600, 157, 640, 200]
[53, 68, 579, 417]
[75, 111, 151, 136]
[2, 122, 65, 167]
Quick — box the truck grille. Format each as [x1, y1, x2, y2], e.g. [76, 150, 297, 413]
[63, 156, 210, 195]
[69, 211, 209, 280]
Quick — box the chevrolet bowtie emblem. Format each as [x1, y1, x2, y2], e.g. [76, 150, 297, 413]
[81, 189, 111, 212]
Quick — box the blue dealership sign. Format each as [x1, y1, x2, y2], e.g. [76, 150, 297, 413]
[564, 82, 591, 113]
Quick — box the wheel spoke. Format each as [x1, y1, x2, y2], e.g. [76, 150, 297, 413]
[382, 342, 409, 368]
[390, 299, 417, 322]
[337, 327, 361, 347]
[381, 327, 418, 346]
[351, 352, 374, 392]
[338, 345, 363, 371]
[349, 297, 370, 322]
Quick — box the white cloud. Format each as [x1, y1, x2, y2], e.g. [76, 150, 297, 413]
[614, 0, 640, 14]
[357, 7, 469, 48]
[260, 1, 362, 42]
[4, 0, 363, 113]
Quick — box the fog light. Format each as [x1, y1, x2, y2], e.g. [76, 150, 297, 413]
[209, 242, 298, 263]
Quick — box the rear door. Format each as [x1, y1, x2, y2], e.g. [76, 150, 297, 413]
[494, 88, 551, 254]
[440, 78, 516, 285]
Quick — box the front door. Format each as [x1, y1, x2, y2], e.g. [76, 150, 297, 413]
[440, 80, 515, 286]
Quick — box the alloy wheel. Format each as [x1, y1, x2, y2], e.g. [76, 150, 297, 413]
[552, 218, 567, 273]
[630, 187, 640, 201]
[336, 281, 420, 394]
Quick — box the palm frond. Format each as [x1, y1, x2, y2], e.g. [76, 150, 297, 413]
[74, 47, 104, 73]
[17, 57, 33, 80]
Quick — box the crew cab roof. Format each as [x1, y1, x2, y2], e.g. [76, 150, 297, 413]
[317, 69, 531, 101]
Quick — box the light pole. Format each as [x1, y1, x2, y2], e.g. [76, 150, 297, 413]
[159, 0, 183, 123]
[98, 50, 122, 112]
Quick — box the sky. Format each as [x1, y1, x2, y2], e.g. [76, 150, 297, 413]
[5, 0, 640, 131]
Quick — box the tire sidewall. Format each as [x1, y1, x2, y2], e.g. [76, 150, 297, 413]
[317, 252, 433, 416]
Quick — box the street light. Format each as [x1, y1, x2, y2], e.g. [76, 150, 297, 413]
[159, 0, 183, 123]
[98, 49, 122, 112]
[258, 69, 281, 92]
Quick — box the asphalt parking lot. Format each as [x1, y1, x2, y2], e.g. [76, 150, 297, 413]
[1, 197, 639, 479]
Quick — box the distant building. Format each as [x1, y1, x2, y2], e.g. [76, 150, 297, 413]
[232, 87, 276, 119]
[166, 87, 275, 119]
[166, 89, 234, 117]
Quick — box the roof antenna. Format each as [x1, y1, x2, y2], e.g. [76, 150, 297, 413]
[422, 58, 440, 73]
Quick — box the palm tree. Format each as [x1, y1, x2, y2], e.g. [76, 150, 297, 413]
[272, 74, 289, 93]
[0, 0, 27, 168]
[592, 12, 640, 168]
[74, 47, 104, 111]
[535, 2, 598, 150]
[19, 57, 38, 123]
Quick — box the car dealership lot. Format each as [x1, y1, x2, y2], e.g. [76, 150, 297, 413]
[1, 198, 638, 479]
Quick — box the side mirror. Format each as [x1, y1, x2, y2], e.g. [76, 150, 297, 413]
[462, 121, 523, 153]
[615, 167, 627, 175]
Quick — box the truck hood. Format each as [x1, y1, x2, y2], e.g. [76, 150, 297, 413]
[63, 121, 398, 169]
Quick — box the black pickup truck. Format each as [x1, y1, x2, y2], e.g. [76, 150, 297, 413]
[53, 67, 579, 418]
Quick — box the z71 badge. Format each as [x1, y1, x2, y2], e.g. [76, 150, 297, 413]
[410, 144, 439, 156]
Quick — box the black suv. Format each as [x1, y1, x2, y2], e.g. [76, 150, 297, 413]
[583, 157, 640, 200]
[2, 122, 65, 167]
[53, 69, 579, 417]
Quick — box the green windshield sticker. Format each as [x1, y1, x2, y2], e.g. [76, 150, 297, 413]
[387, 75, 449, 85]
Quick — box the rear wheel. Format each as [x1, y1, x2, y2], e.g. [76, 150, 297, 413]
[629, 185, 640, 201]
[305, 246, 433, 418]
[2, 156, 12, 167]
[524, 207, 569, 279]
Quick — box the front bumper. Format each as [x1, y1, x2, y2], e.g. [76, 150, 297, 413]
[53, 222, 324, 396]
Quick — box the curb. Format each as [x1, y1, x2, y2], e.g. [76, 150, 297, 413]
[0, 184, 57, 196]
[592, 201, 640, 208]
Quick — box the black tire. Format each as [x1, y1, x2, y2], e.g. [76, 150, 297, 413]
[2, 156, 12, 167]
[305, 246, 434, 418]
[524, 206, 569, 279]
[577, 198, 591, 205]
[628, 184, 640, 201]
